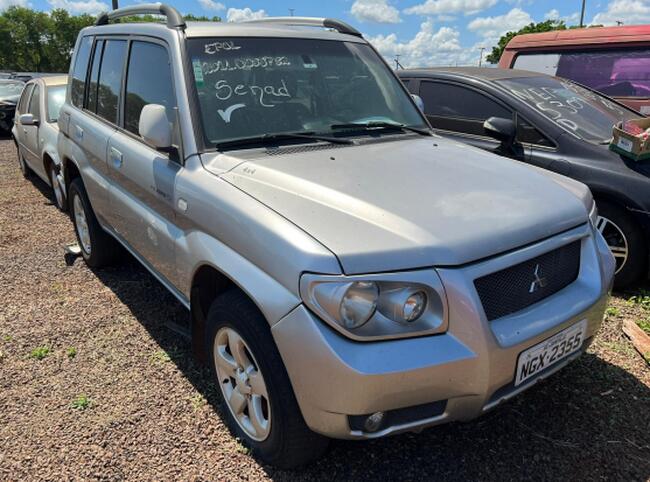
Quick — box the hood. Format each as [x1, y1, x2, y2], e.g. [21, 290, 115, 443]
[213, 137, 588, 274]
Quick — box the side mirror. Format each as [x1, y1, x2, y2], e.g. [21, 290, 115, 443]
[19, 113, 38, 126]
[139, 104, 172, 150]
[411, 94, 424, 111]
[484, 116, 516, 145]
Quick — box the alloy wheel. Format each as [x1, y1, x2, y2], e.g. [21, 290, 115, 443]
[213, 327, 271, 441]
[596, 215, 628, 274]
[73, 194, 92, 255]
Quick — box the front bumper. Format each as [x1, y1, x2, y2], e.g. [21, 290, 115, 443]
[271, 224, 615, 439]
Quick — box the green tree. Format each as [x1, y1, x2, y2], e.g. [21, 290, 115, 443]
[0, 7, 220, 73]
[486, 20, 567, 64]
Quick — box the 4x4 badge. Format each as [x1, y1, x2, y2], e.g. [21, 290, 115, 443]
[529, 263, 548, 293]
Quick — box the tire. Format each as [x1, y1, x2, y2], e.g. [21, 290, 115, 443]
[68, 178, 121, 268]
[595, 200, 647, 289]
[206, 290, 329, 468]
[49, 162, 66, 211]
[17, 147, 31, 179]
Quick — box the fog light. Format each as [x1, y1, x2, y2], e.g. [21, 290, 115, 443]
[364, 411, 385, 432]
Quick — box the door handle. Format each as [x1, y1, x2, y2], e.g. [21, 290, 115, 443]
[75, 125, 83, 140]
[110, 146, 123, 169]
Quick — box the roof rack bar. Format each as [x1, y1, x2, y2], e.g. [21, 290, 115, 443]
[95, 3, 186, 29]
[243, 17, 362, 37]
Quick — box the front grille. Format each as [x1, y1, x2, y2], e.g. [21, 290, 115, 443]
[474, 240, 581, 321]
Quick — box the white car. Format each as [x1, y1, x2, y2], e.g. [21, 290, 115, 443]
[12, 75, 68, 210]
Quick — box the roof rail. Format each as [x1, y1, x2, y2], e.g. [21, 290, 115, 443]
[243, 17, 362, 37]
[95, 3, 186, 29]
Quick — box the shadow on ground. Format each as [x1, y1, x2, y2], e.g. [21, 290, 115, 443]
[81, 254, 650, 481]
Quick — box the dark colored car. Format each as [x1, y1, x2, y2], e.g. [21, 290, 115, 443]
[0, 79, 25, 133]
[398, 67, 650, 287]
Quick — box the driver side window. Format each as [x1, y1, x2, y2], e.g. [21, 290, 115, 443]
[418, 81, 511, 137]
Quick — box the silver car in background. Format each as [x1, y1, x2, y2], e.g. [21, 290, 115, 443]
[13, 75, 68, 210]
[56, 4, 615, 468]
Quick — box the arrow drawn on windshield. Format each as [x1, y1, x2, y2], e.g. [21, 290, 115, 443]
[218, 103, 245, 123]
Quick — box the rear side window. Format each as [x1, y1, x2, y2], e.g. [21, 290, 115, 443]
[96, 40, 127, 124]
[124, 41, 176, 136]
[86, 39, 104, 113]
[47, 85, 66, 122]
[28, 85, 40, 117]
[18, 84, 33, 113]
[514, 49, 650, 99]
[71, 36, 92, 108]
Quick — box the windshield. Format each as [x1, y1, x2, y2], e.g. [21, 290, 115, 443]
[496, 76, 638, 143]
[47, 85, 66, 122]
[0, 81, 24, 98]
[187, 37, 426, 148]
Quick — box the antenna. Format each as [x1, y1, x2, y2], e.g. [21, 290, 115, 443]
[478, 46, 485, 67]
[579, 0, 586, 27]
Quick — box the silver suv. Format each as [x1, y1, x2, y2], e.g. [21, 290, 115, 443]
[58, 4, 616, 468]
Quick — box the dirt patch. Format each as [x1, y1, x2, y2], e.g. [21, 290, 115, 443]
[0, 137, 648, 480]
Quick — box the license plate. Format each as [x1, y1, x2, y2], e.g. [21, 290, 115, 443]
[515, 320, 587, 387]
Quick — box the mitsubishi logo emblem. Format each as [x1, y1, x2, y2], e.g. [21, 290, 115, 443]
[529, 264, 548, 293]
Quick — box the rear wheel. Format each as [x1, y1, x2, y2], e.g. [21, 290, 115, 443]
[206, 290, 329, 468]
[595, 200, 647, 289]
[69, 178, 121, 268]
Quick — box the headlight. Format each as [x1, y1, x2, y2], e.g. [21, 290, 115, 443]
[300, 270, 447, 341]
[589, 201, 599, 228]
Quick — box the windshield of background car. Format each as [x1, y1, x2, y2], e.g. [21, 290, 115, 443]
[47, 85, 66, 122]
[0, 81, 24, 98]
[187, 37, 426, 147]
[496, 76, 638, 143]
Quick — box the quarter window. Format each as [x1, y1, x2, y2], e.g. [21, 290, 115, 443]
[96, 39, 127, 124]
[124, 41, 176, 136]
[71, 36, 92, 108]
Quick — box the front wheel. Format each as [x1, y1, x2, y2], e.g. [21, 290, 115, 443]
[206, 290, 328, 468]
[595, 200, 647, 289]
[49, 162, 66, 211]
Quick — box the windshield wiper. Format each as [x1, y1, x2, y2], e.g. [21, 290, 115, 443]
[330, 121, 432, 136]
[216, 131, 353, 150]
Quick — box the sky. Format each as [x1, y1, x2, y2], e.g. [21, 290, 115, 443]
[4, 0, 650, 66]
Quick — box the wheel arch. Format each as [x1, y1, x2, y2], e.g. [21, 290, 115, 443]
[188, 257, 299, 364]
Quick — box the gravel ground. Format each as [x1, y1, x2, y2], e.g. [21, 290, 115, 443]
[0, 136, 649, 481]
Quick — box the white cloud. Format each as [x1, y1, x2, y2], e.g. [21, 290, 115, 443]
[592, 0, 650, 25]
[47, 0, 108, 14]
[367, 19, 478, 67]
[351, 0, 401, 24]
[405, 0, 498, 16]
[226, 7, 267, 22]
[468, 7, 533, 41]
[544, 8, 580, 24]
[198, 0, 224, 12]
[0, 0, 28, 10]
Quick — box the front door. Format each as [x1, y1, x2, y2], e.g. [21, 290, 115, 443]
[107, 39, 181, 285]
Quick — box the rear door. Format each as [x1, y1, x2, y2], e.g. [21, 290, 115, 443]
[107, 39, 181, 284]
[22, 83, 42, 171]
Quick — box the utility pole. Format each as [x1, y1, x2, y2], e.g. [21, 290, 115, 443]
[289, 8, 294, 16]
[616, 20, 624, 26]
[394, 55, 403, 70]
[478, 47, 485, 67]
[579, 0, 586, 27]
